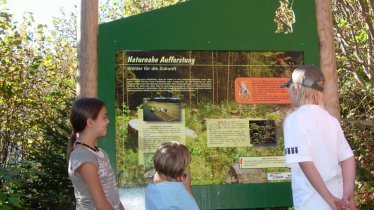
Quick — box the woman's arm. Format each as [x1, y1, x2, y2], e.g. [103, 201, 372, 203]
[340, 156, 356, 210]
[78, 163, 113, 210]
[299, 161, 342, 210]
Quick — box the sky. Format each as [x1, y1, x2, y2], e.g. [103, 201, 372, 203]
[4, 0, 77, 26]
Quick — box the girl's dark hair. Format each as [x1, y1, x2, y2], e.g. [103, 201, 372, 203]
[67, 97, 105, 159]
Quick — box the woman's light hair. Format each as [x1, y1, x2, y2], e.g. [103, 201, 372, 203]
[153, 141, 191, 179]
[293, 83, 324, 107]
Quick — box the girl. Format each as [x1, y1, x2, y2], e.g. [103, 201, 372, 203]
[67, 97, 125, 210]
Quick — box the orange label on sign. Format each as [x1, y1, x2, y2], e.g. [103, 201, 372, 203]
[235, 77, 290, 104]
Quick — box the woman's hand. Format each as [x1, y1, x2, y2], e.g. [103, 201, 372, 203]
[326, 196, 343, 210]
[342, 193, 356, 210]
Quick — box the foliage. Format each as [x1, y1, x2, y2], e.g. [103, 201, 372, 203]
[333, 0, 374, 209]
[338, 71, 374, 209]
[333, 0, 374, 89]
[99, 0, 185, 23]
[123, 0, 186, 18]
[0, 1, 76, 208]
[16, 98, 75, 209]
[0, 166, 23, 209]
[0, 8, 48, 168]
[0, 2, 76, 164]
[1, 99, 75, 210]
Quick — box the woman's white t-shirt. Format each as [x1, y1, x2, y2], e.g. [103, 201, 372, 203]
[283, 105, 353, 209]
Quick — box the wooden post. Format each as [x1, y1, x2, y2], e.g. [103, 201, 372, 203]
[315, 0, 340, 120]
[77, 0, 99, 97]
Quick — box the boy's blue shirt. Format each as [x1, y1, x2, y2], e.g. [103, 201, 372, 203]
[145, 181, 200, 210]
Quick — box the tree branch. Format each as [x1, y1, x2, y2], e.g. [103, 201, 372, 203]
[343, 119, 374, 129]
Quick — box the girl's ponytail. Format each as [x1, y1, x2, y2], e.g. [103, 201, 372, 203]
[67, 131, 77, 162]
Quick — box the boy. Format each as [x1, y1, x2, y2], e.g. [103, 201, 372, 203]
[145, 141, 199, 210]
[282, 66, 356, 210]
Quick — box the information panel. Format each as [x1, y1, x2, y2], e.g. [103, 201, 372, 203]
[115, 50, 302, 187]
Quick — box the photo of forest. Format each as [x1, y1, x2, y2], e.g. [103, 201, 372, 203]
[142, 97, 181, 122]
[115, 50, 303, 187]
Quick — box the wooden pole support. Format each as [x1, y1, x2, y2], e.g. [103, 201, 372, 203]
[77, 0, 99, 98]
[315, 0, 340, 120]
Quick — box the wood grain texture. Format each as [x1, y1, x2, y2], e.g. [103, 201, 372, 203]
[315, 0, 341, 120]
[77, 0, 98, 97]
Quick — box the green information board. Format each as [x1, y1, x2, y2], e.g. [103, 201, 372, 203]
[98, 0, 319, 209]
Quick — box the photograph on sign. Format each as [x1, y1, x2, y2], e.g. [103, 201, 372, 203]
[142, 97, 182, 122]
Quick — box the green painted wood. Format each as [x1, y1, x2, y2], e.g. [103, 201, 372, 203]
[192, 182, 292, 209]
[98, 0, 318, 208]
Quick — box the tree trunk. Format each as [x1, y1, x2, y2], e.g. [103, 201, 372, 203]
[77, 0, 98, 97]
[315, 0, 340, 120]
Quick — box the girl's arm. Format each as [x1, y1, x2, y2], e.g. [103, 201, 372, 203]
[299, 161, 342, 210]
[78, 163, 113, 210]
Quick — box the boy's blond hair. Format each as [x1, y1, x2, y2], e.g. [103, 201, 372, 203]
[285, 65, 325, 107]
[153, 141, 191, 179]
[291, 84, 324, 107]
